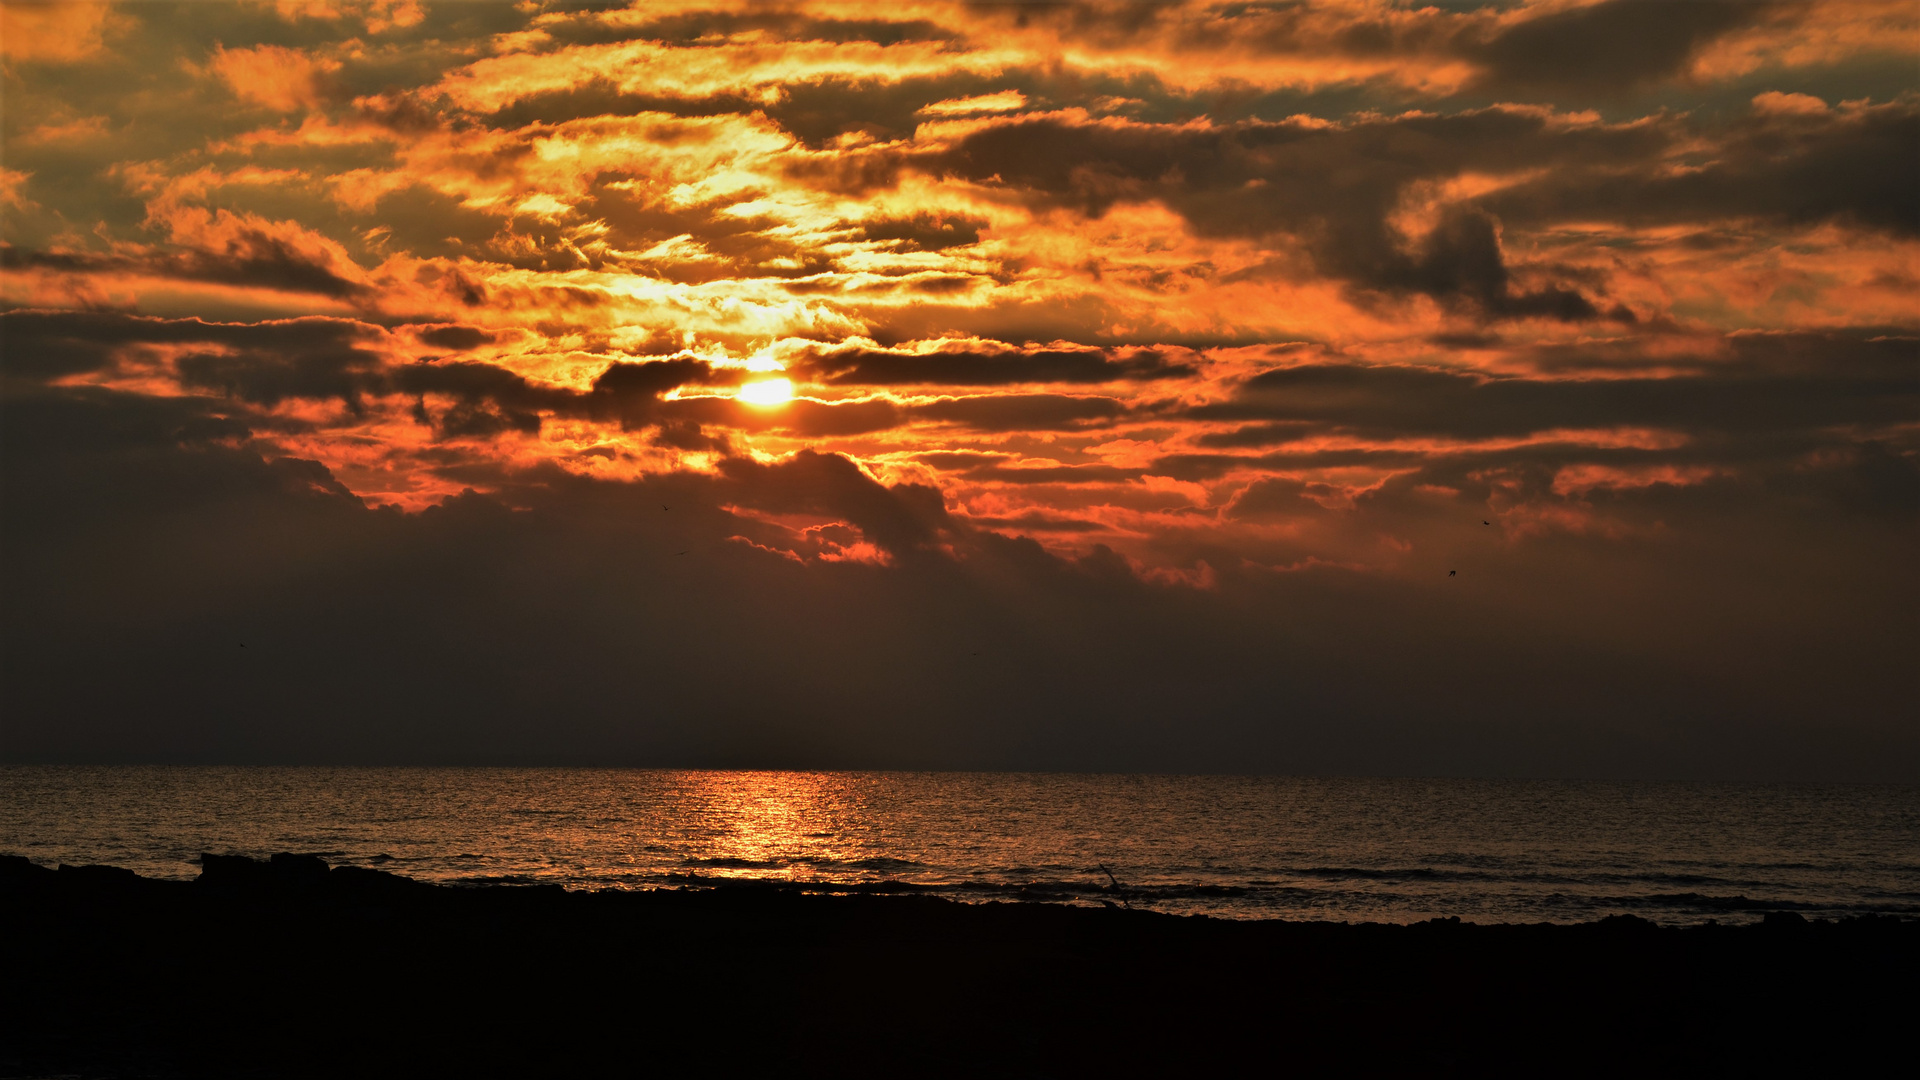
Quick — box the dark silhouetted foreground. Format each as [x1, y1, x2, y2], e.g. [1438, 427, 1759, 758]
[2, 854, 1912, 1077]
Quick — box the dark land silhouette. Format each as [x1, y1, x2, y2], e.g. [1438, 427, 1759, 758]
[2, 854, 1912, 1077]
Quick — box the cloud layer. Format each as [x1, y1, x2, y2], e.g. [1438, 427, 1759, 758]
[3, 0, 1916, 777]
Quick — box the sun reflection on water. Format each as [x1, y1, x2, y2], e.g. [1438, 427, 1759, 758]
[706, 773, 827, 871]
[667, 770, 868, 883]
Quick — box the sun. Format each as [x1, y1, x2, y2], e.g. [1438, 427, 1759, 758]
[737, 377, 793, 406]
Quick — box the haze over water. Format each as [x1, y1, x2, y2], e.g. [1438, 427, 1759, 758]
[4, 767, 1915, 925]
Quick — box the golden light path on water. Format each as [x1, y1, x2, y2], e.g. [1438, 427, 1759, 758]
[673, 770, 860, 881]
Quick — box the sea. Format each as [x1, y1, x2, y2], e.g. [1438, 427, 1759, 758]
[3, 767, 1915, 925]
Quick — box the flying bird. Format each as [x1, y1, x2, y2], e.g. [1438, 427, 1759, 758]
[1483, 520, 1490, 525]
[1448, 570, 1457, 577]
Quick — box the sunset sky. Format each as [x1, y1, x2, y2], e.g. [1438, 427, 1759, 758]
[3, 1, 1915, 778]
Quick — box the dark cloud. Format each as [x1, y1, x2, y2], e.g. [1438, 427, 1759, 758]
[1146, 449, 1408, 483]
[858, 212, 987, 251]
[0, 310, 735, 437]
[895, 96, 1920, 319]
[717, 449, 952, 554]
[649, 419, 732, 454]
[415, 325, 495, 351]
[178, 345, 386, 414]
[792, 342, 1193, 385]
[1487, 98, 1920, 238]
[1193, 421, 1315, 449]
[1798, 439, 1920, 519]
[911, 394, 1129, 431]
[948, 461, 1142, 485]
[1381, 206, 1598, 320]
[957, 1, 1796, 103]
[478, 81, 802, 132]
[1, 241, 365, 300]
[4, 383, 1913, 778]
[1191, 333, 1919, 441]
[399, 356, 734, 438]
[1470, 0, 1775, 96]
[741, 397, 906, 438]
[537, 8, 958, 51]
[916, 108, 1671, 318]
[394, 360, 556, 437]
[0, 309, 379, 384]
[961, 510, 1112, 533]
[1227, 477, 1340, 519]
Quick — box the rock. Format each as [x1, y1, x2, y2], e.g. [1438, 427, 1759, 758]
[270, 852, 331, 888]
[56, 863, 141, 887]
[199, 852, 337, 892]
[198, 852, 276, 890]
[0, 854, 56, 887]
[328, 863, 426, 897]
[1593, 913, 1658, 934]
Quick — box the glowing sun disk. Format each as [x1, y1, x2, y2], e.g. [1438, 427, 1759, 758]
[738, 377, 794, 406]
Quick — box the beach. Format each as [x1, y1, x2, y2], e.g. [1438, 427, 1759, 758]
[3, 854, 1911, 1078]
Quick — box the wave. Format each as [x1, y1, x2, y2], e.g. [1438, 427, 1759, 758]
[678, 854, 925, 872]
[616, 871, 1920, 922]
[660, 872, 936, 894]
[450, 874, 553, 887]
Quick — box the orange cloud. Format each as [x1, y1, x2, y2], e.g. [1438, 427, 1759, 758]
[1552, 463, 1723, 497]
[5, 0, 1914, 581]
[209, 44, 341, 112]
[0, 1, 121, 63]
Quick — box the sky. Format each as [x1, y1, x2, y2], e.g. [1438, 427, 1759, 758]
[2, 0, 1915, 779]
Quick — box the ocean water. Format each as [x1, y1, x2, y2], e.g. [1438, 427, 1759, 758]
[2, 767, 1915, 925]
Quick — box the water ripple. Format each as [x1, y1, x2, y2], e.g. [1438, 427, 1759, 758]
[2, 767, 1915, 925]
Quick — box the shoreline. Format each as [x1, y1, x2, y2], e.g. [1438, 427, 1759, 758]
[6, 852, 1898, 927]
[5, 854, 1915, 1077]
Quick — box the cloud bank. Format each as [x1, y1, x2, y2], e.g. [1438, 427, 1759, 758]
[3, 1, 1915, 778]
